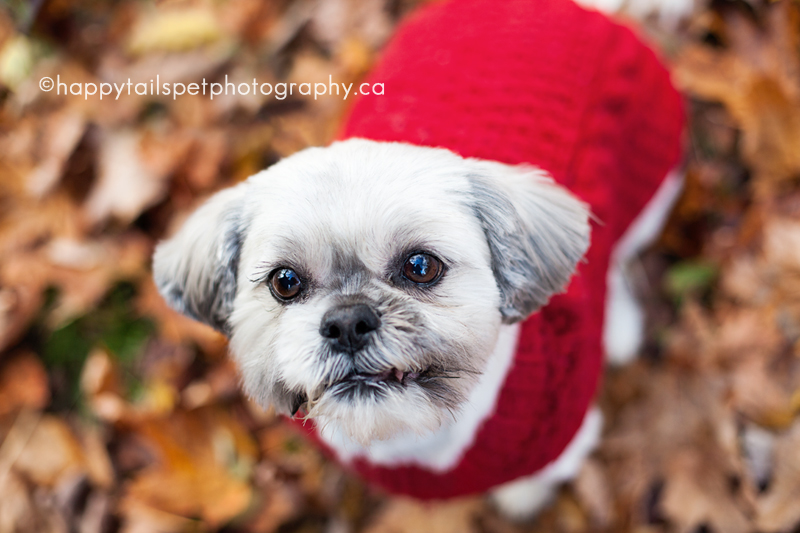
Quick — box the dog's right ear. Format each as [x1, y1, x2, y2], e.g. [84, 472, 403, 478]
[152, 184, 248, 334]
[466, 163, 591, 324]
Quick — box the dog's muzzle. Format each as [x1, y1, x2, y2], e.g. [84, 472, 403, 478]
[315, 303, 428, 401]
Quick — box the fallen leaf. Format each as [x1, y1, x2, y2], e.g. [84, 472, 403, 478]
[0, 351, 50, 417]
[9, 413, 86, 487]
[184, 131, 228, 190]
[659, 448, 751, 533]
[573, 459, 614, 528]
[84, 129, 188, 225]
[0, 469, 39, 533]
[127, 7, 225, 56]
[674, 3, 800, 195]
[119, 499, 198, 533]
[80, 348, 122, 399]
[25, 108, 86, 198]
[79, 424, 115, 489]
[755, 419, 800, 532]
[363, 497, 485, 533]
[0, 34, 36, 90]
[121, 407, 257, 526]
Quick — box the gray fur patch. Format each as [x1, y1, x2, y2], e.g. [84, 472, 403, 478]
[466, 174, 590, 323]
[156, 208, 244, 335]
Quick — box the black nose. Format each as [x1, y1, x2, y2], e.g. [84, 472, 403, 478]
[320, 304, 381, 353]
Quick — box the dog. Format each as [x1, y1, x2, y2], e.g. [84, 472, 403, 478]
[153, 0, 685, 519]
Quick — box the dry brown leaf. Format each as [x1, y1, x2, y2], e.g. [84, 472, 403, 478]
[181, 359, 239, 410]
[138, 340, 195, 387]
[721, 255, 769, 304]
[258, 423, 326, 495]
[121, 407, 257, 526]
[660, 447, 752, 533]
[0, 351, 50, 417]
[80, 348, 122, 399]
[81, 349, 174, 424]
[755, 419, 800, 532]
[363, 497, 485, 533]
[271, 114, 338, 158]
[119, 499, 199, 533]
[763, 218, 800, 271]
[714, 307, 783, 364]
[9, 414, 86, 488]
[84, 129, 189, 225]
[0, 192, 85, 258]
[4, 1, 800, 531]
[184, 131, 228, 190]
[573, 459, 613, 528]
[83, 131, 159, 225]
[309, 0, 392, 52]
[664, 300, 717, 368]
[674, 3, 800, 194]
[0, 469, 37, 532]
[336, 37, 375, 78]
[0, 34, 36, 90]
[43, 233, 152, 327]
[25, 108, 86, 198]
[239, 479, 302, 533]
[732, 357, 797, 429]
[79, 425, 115, 490]
[0, 283, 44, 353]
[78, 491, 113, 533]
[127, 7, 226, 56]
[602, 369, 745, 526]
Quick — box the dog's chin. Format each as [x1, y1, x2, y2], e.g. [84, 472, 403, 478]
[277, 362, 467, 445]
[305, 379, 453, 445]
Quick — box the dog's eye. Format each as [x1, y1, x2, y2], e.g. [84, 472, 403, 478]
[402, 253, 443, 285]
[270, 268, 302, 300]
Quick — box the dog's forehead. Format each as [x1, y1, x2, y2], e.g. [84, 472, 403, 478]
[241, 140, 486, 276]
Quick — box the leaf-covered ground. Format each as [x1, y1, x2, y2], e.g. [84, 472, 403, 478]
[1, 0, 799, 532]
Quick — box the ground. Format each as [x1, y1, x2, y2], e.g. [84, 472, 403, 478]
[1, 0, 800, 532]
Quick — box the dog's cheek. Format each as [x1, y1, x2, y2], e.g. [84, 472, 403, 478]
[425, 264, 503, 359]
[313, 384, 447, 444]
[226, 291, 287, 406]
[267, 299, 333, 393]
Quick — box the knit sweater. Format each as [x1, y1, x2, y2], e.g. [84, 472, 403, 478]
[295, 0, 684, 499]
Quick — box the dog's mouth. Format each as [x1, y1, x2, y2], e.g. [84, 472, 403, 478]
[289, 367, 431, 416]
[328, 366, 428, 398]
[338, 368, 423, 386]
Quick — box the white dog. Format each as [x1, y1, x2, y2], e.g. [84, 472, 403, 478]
[154, 0, 685, 519]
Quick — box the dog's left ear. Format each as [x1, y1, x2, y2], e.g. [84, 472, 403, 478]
[152, 184, 248, 334]
[467, 163, 591, 324]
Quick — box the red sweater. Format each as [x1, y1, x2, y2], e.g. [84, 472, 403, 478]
[296, 0, 684, 498]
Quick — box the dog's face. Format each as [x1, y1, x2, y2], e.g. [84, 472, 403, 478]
[153, 139, 590, 444]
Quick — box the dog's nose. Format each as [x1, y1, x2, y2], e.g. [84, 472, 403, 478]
[320, 304, 381, 353]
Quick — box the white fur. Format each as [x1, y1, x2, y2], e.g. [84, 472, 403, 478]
[318, 323, 520, 470]
[154, 138, 590, 447]
[603, 168, 683, 364]
[227, 141, 502, 443]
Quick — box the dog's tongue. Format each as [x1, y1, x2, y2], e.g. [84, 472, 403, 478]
[393, 369, 405, 382]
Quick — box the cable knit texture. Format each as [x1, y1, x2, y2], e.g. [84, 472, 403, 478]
[294, 0, 684, 498]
